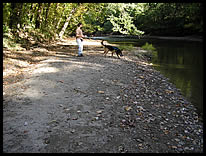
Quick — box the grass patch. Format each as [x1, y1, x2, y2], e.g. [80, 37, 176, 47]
[118, 44, 134, 51]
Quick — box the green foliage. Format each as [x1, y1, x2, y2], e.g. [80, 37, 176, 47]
[136, 3, 203, 36]
[118, 44, 134, 51]
[141, 42, 156, 52]
[102, 21, 113, 34]
[3, 3, 203, 47]
[3, 25, 10, 33]
[3, 32, 19, 48]
[141, 42, 157, 60]
[106, 3, 144, 36]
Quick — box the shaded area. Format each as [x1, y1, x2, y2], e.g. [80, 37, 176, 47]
[150, 39, 203, 117]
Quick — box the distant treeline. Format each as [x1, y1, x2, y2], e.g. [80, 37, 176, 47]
[3, 3, 203, 40]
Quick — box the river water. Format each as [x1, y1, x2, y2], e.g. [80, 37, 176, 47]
[92, 36, 203, 117]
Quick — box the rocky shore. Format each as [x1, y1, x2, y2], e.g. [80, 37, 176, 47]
[117, 55, 203, 152]
[3, 38, 203, 153]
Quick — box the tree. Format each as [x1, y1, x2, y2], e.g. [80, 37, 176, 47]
[135, 3, 203, 36]
[106, 3, 144, 36]
[9, 3, 23, 30]
[3, 2, 203, 43]
[58, 3, 79, 39]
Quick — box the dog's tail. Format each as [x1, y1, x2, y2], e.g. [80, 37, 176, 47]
[101, 40, 105, 46]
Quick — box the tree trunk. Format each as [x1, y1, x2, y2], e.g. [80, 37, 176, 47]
[35, 3, 42, 29]
[58, 7, 77, 40]
[9, 3, 23, 30]
[44, 3, 51, 26]
[9, 3, 17, 29]
[29, 3, 33, 22]
[55, 3, 63, 30]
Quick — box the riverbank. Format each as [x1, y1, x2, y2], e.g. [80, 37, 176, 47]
[3, 38, 203, 153]
[88, 34, 203, 42]
[143, 35, 203, 42]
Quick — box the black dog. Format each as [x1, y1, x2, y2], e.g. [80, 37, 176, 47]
[101, 40, 123, 59]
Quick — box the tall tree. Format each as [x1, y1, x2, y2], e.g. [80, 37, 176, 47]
[58, 3, 80, 39]
[44, 3, 51, 27]
[9, 3, 23, 30]
[35, 3, 42, 29]
[3, 3, 203, 42]
[106, 3, 144, 36]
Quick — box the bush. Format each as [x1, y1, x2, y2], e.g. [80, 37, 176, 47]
[118, 44, 134, 51]
[3, 25, 10, 33]
[141, 42, 156, 52]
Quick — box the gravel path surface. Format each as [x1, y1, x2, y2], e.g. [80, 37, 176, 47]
[3, 39, 203, 153]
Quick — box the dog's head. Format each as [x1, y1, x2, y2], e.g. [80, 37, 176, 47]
[117, 49, 123, 57]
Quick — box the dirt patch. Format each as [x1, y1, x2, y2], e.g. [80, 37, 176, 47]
[3, 38, 203, 153]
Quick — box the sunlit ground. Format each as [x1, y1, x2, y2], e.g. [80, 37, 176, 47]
[59, 37, 102, 46]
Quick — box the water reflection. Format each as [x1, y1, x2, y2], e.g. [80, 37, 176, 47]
[151, 40, 203, 117]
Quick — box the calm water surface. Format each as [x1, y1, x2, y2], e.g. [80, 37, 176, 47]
[92, 36, 203, 117]
[147, 39, 203, 117]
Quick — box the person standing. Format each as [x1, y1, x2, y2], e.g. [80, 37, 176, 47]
[76, 23, 84, 57]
